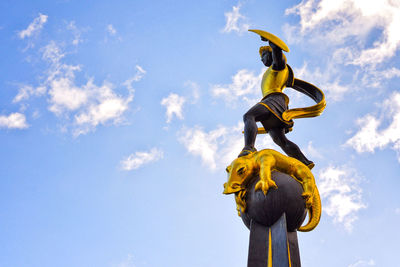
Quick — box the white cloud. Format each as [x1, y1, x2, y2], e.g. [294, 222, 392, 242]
[211, 68, 263, 105]
[17, 41, 143, 136]
[184, 81, 200, 103]
[210, 64, 347, 105]
[112, 254, 136, 267]
[346, 91, 400, 161]
[305, 141, 323, 159]
[13, 85, 46, 103]
[41, 40, 66, 66]
[178, 122, 276, 170]
[293, 62, 350, 102]
[283, 0, 400, 103]
[222, 4, 250, 34]
[18, 13, 48, 39]
[348, 259, 375, 267]
[106, 24, 117, 35]
[72, 81, 133, 136]
[123, 65, 146, 91]
[120, 148, 163, 171]
[0, 112, 29, 129]
[161, 93, 186, 123]
[318, 165, 366, 232]
[66, 21, 84, 46]
[47, 74, 88, 114]
[286, 0, 400, 66]
[359, 67, 400, 89]
[179, 125, 229, 170]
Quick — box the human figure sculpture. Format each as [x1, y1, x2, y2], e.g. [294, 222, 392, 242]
[239, 30, 326, 169]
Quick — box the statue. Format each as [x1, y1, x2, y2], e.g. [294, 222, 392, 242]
[238, 30, 326, 170]
[223, 29, 326, 267]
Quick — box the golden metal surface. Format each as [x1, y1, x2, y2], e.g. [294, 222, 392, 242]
[249, 29, 326, 123]
[223, 149, 321, 232]
[282, 79, 326, 121]
[249, 29, 290, 52]
[287, 239, 292, 267]
[268, 228, 272, 267]
[261, 66, 290, 100]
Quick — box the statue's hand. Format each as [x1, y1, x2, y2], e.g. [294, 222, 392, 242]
[268, 41, 279, 49]
[255, 179, 277, 195]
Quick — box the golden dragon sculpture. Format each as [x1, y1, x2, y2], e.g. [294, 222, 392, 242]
[223, 149, 321, 232]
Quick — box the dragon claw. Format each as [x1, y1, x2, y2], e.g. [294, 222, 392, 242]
[255, 179, 277, 195]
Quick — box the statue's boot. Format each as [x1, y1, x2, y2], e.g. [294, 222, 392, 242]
[238, 146, 257, 157]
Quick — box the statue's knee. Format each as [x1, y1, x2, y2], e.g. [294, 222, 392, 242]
[243, 112, 254, 122]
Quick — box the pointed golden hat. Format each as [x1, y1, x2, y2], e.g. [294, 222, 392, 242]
[248, 29, 290, 52]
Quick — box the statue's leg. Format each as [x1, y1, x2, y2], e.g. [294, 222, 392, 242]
[240, 103, 270, 157]
[268, 128, 314, 168]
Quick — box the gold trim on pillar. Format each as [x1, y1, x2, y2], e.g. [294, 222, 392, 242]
[268, 228, 272, 267]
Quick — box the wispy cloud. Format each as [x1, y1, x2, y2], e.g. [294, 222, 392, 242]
[318, 165, 366, 232]
[161, 93, 186, 123]
[66, 21, 85, 46]
[0, 112, 29, 129]
[179, 125, 230, 170]
[106, 24, 117, 35]
[112, 253, 136, 267]
[305, 141, 323, 160]
[293, 62, 350, 102]
[348, 259, 375, 267]
[178, 122, 276, 170]
[222, 3, 250, 34]
[211, 68, 263, 105]
[123, 65, 146, 91]
[18, 13, 48, 39]
[346, 91, 400, 162]
[284, 0, 400, 101]
[120, 148, 164, 171]
[286, 0, 400, 66]
[43, 42, 138, 136]
[13, 85, 46, 103]
[15, 41, 144, 136]
[184, 81, 200, 104]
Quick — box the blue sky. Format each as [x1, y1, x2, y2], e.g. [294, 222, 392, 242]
[1, 0, 400, 266]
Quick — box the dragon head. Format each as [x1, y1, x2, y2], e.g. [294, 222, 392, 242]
[223, 156, 255, 194]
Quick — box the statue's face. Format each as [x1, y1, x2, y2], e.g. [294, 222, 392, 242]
[261, 51, 272, 67]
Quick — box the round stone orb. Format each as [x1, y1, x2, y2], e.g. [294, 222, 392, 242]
[241, 171, 307, 232]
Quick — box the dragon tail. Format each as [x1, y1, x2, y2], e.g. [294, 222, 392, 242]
[298, 186, 321, 232]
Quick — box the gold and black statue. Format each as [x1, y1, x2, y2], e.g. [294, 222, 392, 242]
[239, 30, 326, 170]
[223, 30, 326, 267]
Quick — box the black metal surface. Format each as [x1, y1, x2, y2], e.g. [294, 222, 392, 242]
[287, 231, 301, 267]
[247, 220, 269, 267]
[241, 171, 307, 232]
[271, 214, 290, 267]
[248, 214, 299, 267]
